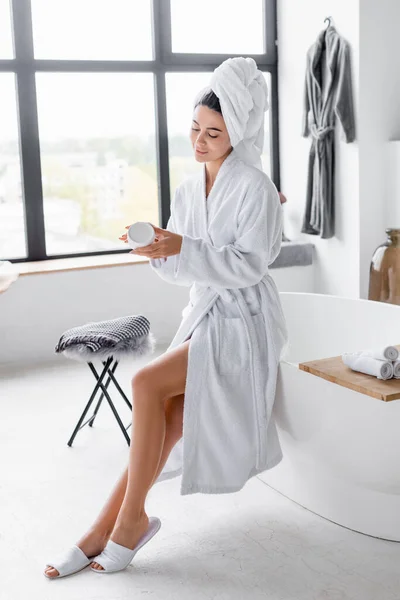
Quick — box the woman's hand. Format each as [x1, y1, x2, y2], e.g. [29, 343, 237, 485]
[278, 192, 287, 205]
[119, 225, 183, 259]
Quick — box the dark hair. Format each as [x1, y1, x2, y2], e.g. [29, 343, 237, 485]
[194, 89, 222, 114]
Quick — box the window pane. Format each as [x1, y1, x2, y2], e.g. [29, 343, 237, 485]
[171, 0, 264, 54]
[32, 0, 153, 60]
[166, 73, 211, 199]
[36, 73, 157, 256]
[0, 0, 13, 58]
[166, 72, 273, 200]
[0, 75, 27, 260]
[261, 72, 272, 178]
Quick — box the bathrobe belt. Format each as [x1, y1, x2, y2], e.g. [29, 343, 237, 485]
[310, 123, 334, 141]
[172, 273, 272, 469]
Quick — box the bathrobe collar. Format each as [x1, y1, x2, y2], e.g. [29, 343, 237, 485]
[200, 148, 239, 242]
[202, 148, 239, 201]
[311, 25, 341, 109]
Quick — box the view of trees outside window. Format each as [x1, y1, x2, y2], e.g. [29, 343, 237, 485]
[36, 73, 158, 256]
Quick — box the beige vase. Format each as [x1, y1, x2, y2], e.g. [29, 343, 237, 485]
[368, 229, 400, 305]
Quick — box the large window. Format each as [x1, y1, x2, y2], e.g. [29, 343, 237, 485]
[1, 0, 278, 263]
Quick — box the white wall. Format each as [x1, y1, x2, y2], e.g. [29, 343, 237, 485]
[359, 0, 400, 298]
[278, 0, 400, 300]
[277, 0, 360, 298]
[0, 262, 314, 368]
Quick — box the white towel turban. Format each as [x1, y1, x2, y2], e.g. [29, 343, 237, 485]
[206, 57, 269, 171]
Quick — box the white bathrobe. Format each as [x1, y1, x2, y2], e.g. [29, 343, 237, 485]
[150, 149, 288, 495]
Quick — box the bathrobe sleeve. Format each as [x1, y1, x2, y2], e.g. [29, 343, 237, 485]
[149, 191, 193, 287]
[335, 42, 356, 143]
[174, 182, 282, 290]
[302, 50, 311, 138]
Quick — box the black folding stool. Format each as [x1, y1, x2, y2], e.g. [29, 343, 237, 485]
[67, 356, 133, 447]
[55, 315, 155, 447]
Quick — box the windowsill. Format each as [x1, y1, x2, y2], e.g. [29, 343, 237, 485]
[17, 252, 148, 276]
[15, 240, 315, 276]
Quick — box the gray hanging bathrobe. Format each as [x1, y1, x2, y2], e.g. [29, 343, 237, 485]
[302, 25, 355, 238]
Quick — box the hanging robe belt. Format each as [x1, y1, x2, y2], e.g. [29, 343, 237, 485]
[310, 123, 334, 141]
[307, 122, 335, 231]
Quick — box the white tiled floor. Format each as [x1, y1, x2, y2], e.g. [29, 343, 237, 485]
[1, 348, 399, 600]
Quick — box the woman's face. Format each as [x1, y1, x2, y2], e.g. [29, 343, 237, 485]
[190, 105, 232, 162]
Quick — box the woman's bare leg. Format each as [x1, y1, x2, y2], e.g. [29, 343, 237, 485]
[88, 393, 184, 537]
[91, 339, 190, 570]
[45, 340, 189, 577]
[44, 393, 184, 577]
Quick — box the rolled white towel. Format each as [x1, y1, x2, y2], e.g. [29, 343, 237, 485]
[359, 346, 399, 361]
[342, 353, 394, 380]
[393, 360, 400, 379]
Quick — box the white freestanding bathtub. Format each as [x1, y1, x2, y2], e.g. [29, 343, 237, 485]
[259, 292, 400, 542]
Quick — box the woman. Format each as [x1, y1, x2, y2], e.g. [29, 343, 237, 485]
[44, 57, 288, 578]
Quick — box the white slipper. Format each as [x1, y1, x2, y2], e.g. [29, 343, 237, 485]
[90, 516, 161, 573]
[44, 545, 93, 578]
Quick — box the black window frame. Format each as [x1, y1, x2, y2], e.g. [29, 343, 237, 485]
[1, 0, 279, 263]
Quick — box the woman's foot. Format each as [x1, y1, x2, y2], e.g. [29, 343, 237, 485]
[90, 512, 149, 571]
[44, 527, 110, 578]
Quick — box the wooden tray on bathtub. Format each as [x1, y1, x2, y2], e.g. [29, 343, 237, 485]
[298, 344, 400, 402]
